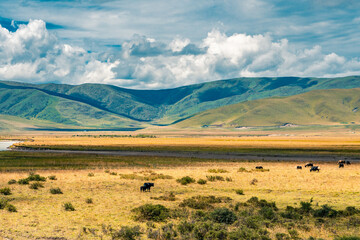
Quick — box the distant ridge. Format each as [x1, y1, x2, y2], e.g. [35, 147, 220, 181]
[0, 76, 360, 131]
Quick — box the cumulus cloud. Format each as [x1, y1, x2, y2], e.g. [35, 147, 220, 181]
[0, 19, 119, 85]
[0, 20, 360, 89]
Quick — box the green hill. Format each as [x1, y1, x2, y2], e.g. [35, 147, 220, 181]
[1, 76, 360, 130]
[176, 88, 360, 127]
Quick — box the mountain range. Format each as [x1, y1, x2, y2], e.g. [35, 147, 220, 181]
[1, 76, 360, 131]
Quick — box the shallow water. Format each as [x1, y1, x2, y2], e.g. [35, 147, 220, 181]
[0, 141, 18, 151]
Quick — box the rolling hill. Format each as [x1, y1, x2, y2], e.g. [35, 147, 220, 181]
[176, 88, 360, 128]
[1, 76, 360, 131]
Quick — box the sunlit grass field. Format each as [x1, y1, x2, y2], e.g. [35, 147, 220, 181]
[12, 135, 360, 156]
[1, 157, 360, 239]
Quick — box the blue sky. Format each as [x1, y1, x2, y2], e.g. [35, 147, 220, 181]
[0, 0, 359, 89]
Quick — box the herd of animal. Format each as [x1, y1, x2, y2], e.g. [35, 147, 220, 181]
[140, 160, 352, 192]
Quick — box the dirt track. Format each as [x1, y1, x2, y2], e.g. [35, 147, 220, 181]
[13, 148, 360, 162]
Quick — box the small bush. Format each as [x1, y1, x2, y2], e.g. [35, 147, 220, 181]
[176, 176, 195, 185]
[226, 177, 233, 182]
[104, 170, 110, 173]
[0, 187, 11, 195]
[63, 202, 75, 211]
[206, 175, 224, 182]
[88, 173, 95, 177]
[180, 196, 226, 210]
[7, 204, 17, 212]
[132, 204, 170, 222]
[250, 178, 258, 185]
[335, 237, 360, 240]
[50, 187, 63, 194]
[313, 204, 337, 218]
[235, 189, 244, 195]
[86, 198, 93, 204]
[27, 173, 46, 182]
[8, 179, 16, 185]
[197, 179, 207, 185]
[208, 169, 228, 173]
[29, 182, 44, 190]
[259, 206, 276, 220]
[17, 178, 29, 185]
[0, 198, 8, 209]
[110, 172, 117, 175]
[112, 225, 142, 240]
[210, 207, 237, 224]
[238, 167, 249, 172]
[299, 200, 313, 214]
[276, 233, 291, 240]
[48, 175, 57, 180]
[151, 192, 176, 201]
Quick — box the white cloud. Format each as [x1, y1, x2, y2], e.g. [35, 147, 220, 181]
[0, 20, 360, 89]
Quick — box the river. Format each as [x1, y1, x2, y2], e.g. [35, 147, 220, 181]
[0, 141, 18, 151]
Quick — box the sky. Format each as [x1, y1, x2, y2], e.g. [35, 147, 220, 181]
[0, 0, 359, 89]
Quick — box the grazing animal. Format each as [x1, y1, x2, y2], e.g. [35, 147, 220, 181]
[338, 160, 345, 164]
[346, 161, 351, 165]
[339, 163, 344, 168]
[310, 166, 320, 172]
[305, 163, 313, 168]
[140, 182, 154, 192]
[255, 166, 263, 169]
[297, 166, 302, 169]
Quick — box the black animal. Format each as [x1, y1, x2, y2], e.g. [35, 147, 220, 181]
[346, 161, 351, 165]
[310, 166, 320, 172]
[140, 182, 154, 192]
[305, 163, 313, 168]
[338, 160, 345, 165]
[255, 166, 263, 169]
[339, 163, 344, 168]
[297, 166, 302, 169]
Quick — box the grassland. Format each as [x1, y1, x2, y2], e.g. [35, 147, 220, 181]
[1, 157, 360, 239]
[13, 135, 360, 156]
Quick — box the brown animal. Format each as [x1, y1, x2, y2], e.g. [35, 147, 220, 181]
[310, 166, 320, 172]
[338, 160, 345, 164]
[339, 163, 344, 168]
[305, 163, 313, 168]
[346, 161, 351, 165]
[255, 166, 263, 169]
[297, 166, 302, 169]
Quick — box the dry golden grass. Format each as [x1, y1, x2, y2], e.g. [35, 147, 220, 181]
[1, 162, 360, 239]
[15, 135, 360, 151]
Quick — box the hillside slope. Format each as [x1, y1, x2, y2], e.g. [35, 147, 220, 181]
[176, 88, 360, 127]
[1, 76, 360, 129]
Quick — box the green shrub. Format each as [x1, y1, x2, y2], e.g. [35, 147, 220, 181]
[7, 204, 17, 212]
[247, 197, 277, 210]
[197, 179, 207, 185]
[180, 196, 225, 210]
[177, 221, 195, 235]
[228, 228, 270, 240]
[110, 172, 117, 175]
[88, 172, 95, 177]
[0, 198, 8, 209]
[48, 175, 57, 180]
[27, 173, 46, 182]
[313, 205, 337, 218]
[132, 204, 170, 222]
[86, 198, 93, 204]
[206, 175, 225, 182]
[342, 206, 360, 216]
[299, 201, 312, 214]
[335, 237, 360, 240]
[235, 189, 244, 195]
[151, 192, 176, 201]
[276, 233, 291, 240]
[50, 187, 63, 194]
[29, 182, 44, 190]
[238, 167, 249, 172]
[176, 176, 195, 185]
[193, 221, 213, 240]
[281, 206, 302, 220]
[18, 178, 29, 185]
[8, 179, 16, 185]
[259, 206, 276, 220]
[63, 202, 75, 211]
[288, 229, 300, 240]
[112, 225, 142, 240]
[208, 169, 228, 173]
[0, 187, 11, 195]
[210, 207, 237, 224]
[226, 177, 233, 182]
